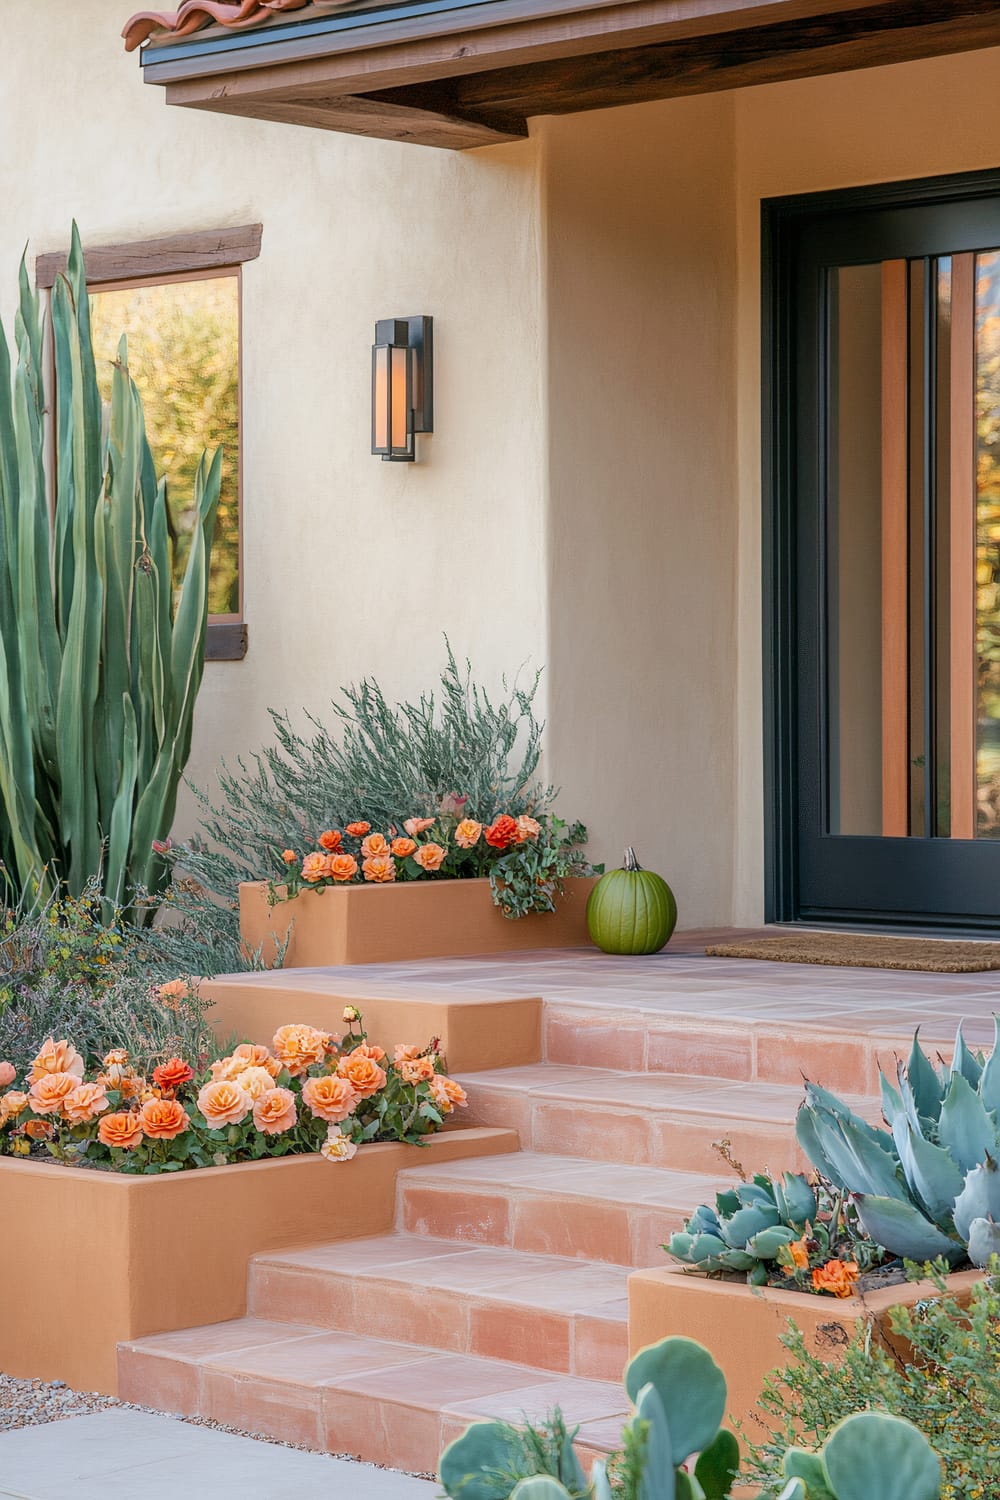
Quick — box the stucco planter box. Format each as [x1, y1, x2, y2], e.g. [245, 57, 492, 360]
[240, 875, 597, 967]
[628, 1264, 984, 1428]
[0, 1125, 515, 1397]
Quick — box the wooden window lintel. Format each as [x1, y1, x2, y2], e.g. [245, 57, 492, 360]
[34, 224, 262, 291]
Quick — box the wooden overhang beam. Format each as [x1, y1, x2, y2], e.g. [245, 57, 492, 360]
[142, 0, 1000, 148]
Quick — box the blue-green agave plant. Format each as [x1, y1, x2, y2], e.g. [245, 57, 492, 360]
[796, 1021, 1000, 1268]
[667, 1172, 818, 1285]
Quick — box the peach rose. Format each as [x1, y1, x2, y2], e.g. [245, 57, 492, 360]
[360, 832, 390, 859]
[362, 854, 396, 883]
[1, 1091, 28, 1119]
[235, 1066, 278, 1102]
[389, 837, 416, 859]
[152, 1058, 194, 1092]
[393, 1044, 422, 1063]
[140, 1097, 190, 1140]
[157, 979, 189, 1009]
[62, 1082, 110, 1124]
[351, 1042, 386, 1063]
[515, 815, 542, 843]
[119, 1075, 146, 1101]
[403, 817, 435, 837]
[484, 815, 519, 849]
[98, 1111, 144, 1150]
[29, 1071, 78, 1115]
[281, 849, 298, 864]
[429, 1075, 468, 1114]
[101, 1048, 131, 1086]
[253, 1087, 297, 1135]
[398, 1055, 437, 1085]
[211, 1043, 281, 1082]
[197, 1079, 251, 1127]
[413, 842, 446, 872]
[29, 1038, 85, 1084]
[0, 1062, 16, 1089]
[320, 1126, 359, 1163]
[302, 1073, 358, 1124]
[318, 829, 343, 853]
[454, 820, 482, 849]
[272, 1024, 329, 1077]
[328, 853, 359, 882]
[345, 821, 371, 837]
[336, 1051, 387, 1098]
[301, 851, 331, 883]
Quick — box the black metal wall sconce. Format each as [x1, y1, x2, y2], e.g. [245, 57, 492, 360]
[371, 315, 433, 462]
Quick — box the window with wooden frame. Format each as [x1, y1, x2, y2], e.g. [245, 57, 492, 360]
[36, 226, 261, 660]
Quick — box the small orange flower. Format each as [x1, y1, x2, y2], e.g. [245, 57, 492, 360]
[281, 849, 298, 865]
[362, 854, 396, 883]
[786, 1235, 810, 1270]
[272, 1024, 329, 1077]
[140, 1097, 190, 1140]
[29, 1071, 78, 1116]
[345, 821, 371, 837]
[302, 1074, 359, 1123]
[98, 1111, 145, 1150]
[23, 1119, 53, 1141]
[197, 1080, 251, 1127]
[29, 1038, 85, 1084]
[361, 832, 390, 859]
[152, 1058, 194, 1092]
[515, 816, 542, 843]
[328, 853, 359, 882]
[403, 817, 435, 837]
[336, 1051, 387, 1098]
[454, 820, 482, 849]
[62, 1082, 110, 1124]
[413, 842, 447, 872]
[398, 1055, 437, 1085]
[429, 1075, 468, 1114]
[318, 829, 343, 853]
[484, 815, 519, 850]
[811, 1259, 859, 1299]
[301, 852, 331, 883]
[390, 837, 417, 859]
[253, 1086, 297, 1135]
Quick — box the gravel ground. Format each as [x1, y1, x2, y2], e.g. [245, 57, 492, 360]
[0, 1372, 433, 1477]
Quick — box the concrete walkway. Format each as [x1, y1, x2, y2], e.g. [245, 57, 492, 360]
[0, 1410, 438, 1499]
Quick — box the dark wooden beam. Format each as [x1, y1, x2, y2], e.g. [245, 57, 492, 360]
[181, 90, 527, 146]
[36, 224, 262, 289]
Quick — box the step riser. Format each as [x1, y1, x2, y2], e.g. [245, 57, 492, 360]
[397, 1180, 685, 1268]
[247, 1262, 628, 1381]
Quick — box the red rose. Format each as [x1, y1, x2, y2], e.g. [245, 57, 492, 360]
[484, 815, 519, 850]
[152, 1057, 195, 1093]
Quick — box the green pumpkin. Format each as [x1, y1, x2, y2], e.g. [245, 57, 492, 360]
[586, 847, 677, 955]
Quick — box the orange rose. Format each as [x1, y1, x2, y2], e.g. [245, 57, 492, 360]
[318, 829, 343, 853]
[0, 1062, 16, 1089]
[281, 849, 298, 865]
[328, 854, 359, 882]
[398, 1055, 437, 1085]
[197, 1080, 251, 1127]
[393, 1044, 422, 1063]
[152, 1058, 194, 1092]
[361, 833, 390, 859]
[140, 1097, 190, 1140]
[98, 1111, 144, 1150]
[29, 1038, 85, 1084]
[336, 1051, 387, 1098]
[516, 816, 542, 843]
[403, 817, 435, 836]
[484, 815, 519, 849]
[29, 1071, 78, 1116]
[390, 837, 417, 859]
[301, 852, 331, 883]
[345, 821, 371, 837]
[351, 1042, 386, 1063]
[429, 1075, 468, 1114]
[1, 1091, 28, 1119]
[362, 854, 396, 883]
[454, 820, 482, 849]
[23, 1119, 53, 1141]
[253, 1086, 297, 1135]
[413, 842, 446, 872]
[272, 1024, 329, 1077]
[62, 1082, 110, 1124]
[811, 1259, 859, 1299]
[157, 979, 189, 1008]
[302, 1074, 358, 1123]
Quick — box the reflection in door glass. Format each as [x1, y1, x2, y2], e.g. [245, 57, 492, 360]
[977, 251, 1000, 836]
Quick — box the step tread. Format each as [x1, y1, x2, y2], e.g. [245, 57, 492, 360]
[397, 1149, 730, 1206]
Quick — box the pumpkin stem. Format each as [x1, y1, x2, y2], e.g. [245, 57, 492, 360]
[624, 846, 641, 872]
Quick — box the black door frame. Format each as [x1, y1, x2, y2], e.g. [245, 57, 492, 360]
[762, 166, 1000, 928]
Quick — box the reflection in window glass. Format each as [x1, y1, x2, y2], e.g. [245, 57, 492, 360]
[89, 275, 239, 617]
[976, 251, 1000, 835]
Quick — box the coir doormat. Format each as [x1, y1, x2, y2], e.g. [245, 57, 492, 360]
[704, 932, 1000, 973]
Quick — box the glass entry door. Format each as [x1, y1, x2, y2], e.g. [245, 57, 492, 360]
[769, 178, 1000, 926]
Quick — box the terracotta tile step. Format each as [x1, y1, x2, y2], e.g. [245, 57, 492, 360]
[395, 1150, 730, 1267]
[248, 1234, 630, 1380]
[118, 1317, 631, 1475]
[454, 1063, 881, 1174]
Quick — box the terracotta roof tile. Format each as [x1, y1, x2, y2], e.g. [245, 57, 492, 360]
[123, 0, 361, 53]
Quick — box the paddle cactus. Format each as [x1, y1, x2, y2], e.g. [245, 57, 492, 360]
[0, 224, 221, 917]
[667, 1173, 818, 1285]
[796, 1021, 1000, 1267]
[779, 1410, 941, 1500]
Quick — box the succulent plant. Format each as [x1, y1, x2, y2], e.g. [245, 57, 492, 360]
[796, 1021, 1000, 1268]
[777, 1409, 941, 1500]
[666, 1172, 818, 1285]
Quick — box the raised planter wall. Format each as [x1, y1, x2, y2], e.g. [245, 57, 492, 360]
[0, 1126, 516, 1396]
[239, 876, 596, 968]
[628, 1264, 984, 1428]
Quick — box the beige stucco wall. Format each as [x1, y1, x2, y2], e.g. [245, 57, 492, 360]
[7, 7, 1000, 929]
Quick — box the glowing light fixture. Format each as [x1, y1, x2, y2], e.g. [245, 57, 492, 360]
[371, 316, 433, 461]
